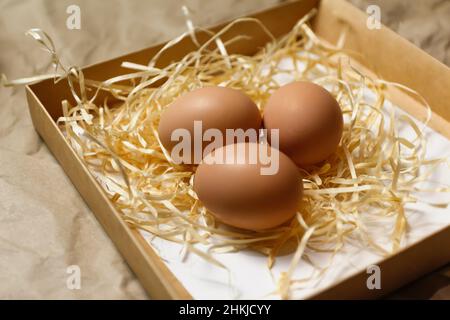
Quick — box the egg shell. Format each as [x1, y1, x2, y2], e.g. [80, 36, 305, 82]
[158, 86, 262, 164]
[193, 142, 302, 231]
[263, 81, 343, 167]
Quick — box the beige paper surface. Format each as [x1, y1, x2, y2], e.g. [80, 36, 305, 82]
[0, 0, 449, 299]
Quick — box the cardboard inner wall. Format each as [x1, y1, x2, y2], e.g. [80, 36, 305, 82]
[313, 0, 450, 136]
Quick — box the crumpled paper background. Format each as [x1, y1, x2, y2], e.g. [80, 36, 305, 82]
[0, 0, 449, 299]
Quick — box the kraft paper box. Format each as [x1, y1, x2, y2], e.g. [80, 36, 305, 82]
[25, 0, 450, 299]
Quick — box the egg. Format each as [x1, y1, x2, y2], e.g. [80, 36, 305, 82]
[158, 86, 261, 164]
[263, 81, 343, 167]
[193, 142, 302, 231]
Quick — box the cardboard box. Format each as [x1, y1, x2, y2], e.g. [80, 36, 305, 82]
[25, 0, 450, 299]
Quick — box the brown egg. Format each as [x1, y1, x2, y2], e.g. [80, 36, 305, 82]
[158, 86, 261, 164]
[193, 142, 302, 231]
[263, 81, 343, 167]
